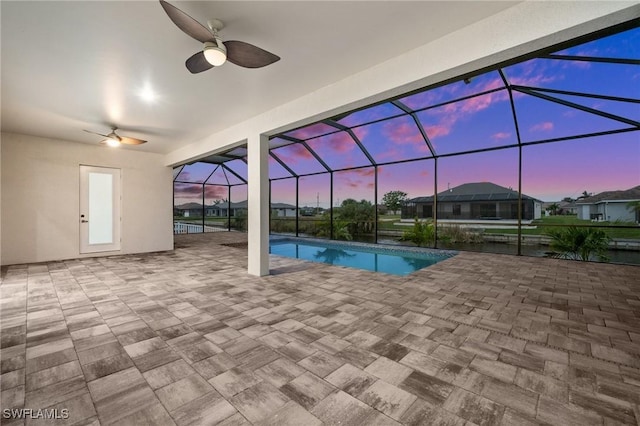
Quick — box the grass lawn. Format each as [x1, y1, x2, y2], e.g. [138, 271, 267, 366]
[484, 216, 640, 239]
[378, 214, 402, 221]
[285, 215, 640, 239]
[180, 214, 640, 239]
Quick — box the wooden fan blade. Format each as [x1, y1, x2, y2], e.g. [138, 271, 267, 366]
[159, 0, 213, 44]
[186, 51, 214, 74]
[120, 137, 147, 145]
[83, 129, 109, 138]
[225, 40, 280, 68]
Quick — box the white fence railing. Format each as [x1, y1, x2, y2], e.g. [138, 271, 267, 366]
[174, 222, 226, 234]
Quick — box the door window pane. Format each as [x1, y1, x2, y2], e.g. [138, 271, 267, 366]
[88, 172, 113, 244]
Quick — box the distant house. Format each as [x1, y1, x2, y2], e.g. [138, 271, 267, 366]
[207, 201, 247, 217]
[175, 201, 245, 218]
[542, 200, 578, 216]
[176, 200, 297, 218]
[558, 200, 578, 215]
[271, 203, 297, 217]
[402, 182, 542, 220]
[576, 186, 640, 222]
[210, 201, 296, 217]
[175, 202, 203, 217]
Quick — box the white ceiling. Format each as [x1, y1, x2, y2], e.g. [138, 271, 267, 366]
[1, 1, 520, 154]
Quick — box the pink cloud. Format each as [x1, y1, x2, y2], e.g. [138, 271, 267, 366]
[562, 61, 591, 70]
[339, 176, 364, 189]
[460, 96, 491, 113]
[460, 91, 509, 113]
[480, 77, 505, 92]
[351, 126, 369, 141]
[287, 122, 334, 140]
[418, 90, 510, 141]
[174, 183, 200, 195]
[530, 121, 554, 132]
[383, 120, 424, 145]
[311, 131, 355, 154]
[425, 123, 452, 139]
[288, 143, 313, 159]
[273, 143, 313, 165]
[442, 103, 457, 114]
[402, 74, 507, 111]
[204, 185, 228, 199]
[507, 60, 559, 88]
[352, 168, 375, 177]
[335, 169, 376, 193]
[492, 132, 511, 140]
[339, 181, 375, 190]
[510, 74, 558, 87]
[321, 132, 356, 153]
[174, 183, 227, 201]
[439, 75, 505, 101]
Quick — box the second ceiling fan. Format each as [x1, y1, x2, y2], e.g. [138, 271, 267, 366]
[159, 0, 280, 74]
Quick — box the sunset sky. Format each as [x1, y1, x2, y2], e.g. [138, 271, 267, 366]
[175, 27, 639, 207]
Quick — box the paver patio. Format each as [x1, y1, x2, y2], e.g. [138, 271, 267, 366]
[1, 232, 639, 425]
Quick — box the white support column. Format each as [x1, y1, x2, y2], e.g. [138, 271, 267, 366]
[247, 133, 270, 276]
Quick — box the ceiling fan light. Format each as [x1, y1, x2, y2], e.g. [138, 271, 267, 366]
[104, 138, 120, 147]
[203, 40, 227, 66]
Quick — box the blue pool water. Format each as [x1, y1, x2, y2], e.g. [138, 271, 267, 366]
[269, 239, 455, 276]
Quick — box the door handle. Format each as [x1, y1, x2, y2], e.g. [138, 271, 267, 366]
[81, 220, 89, 223]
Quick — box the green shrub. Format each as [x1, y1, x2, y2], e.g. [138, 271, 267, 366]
[299, 220, 322, 236]
[231, 210, 247, 231]
[438, 224, 483, 243]
[316, 216, 352, 241]
[270, 218, 295, 233]
[337, 199, 375, 238]
[401, 218, 435, 246]
[546, 226, 610, 262]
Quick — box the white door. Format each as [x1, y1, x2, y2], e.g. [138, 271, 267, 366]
[80, 166, 121, 253]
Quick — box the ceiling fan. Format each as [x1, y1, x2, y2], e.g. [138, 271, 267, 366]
[159, 0, 280, 74]
[84, 127, 147, 147]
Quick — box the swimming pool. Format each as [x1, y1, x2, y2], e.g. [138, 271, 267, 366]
[269, 238, 456, 276]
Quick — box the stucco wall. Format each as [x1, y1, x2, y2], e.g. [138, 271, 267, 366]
[1, 132, 173, 265]
[602, 202, 635, 222]
[578, 205, 590, 220]
[534, 203, 542, 220]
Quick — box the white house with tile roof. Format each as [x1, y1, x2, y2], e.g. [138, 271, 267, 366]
[576, 186, 640, 222]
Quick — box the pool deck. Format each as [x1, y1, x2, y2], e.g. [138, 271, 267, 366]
[1, 231, 639, 425]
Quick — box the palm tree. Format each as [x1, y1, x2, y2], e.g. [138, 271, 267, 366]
[577, 190, 592, 200]
[547, 203, 560, 216]
[546, 226, 610, 262]
[401, 218, 435, 246]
